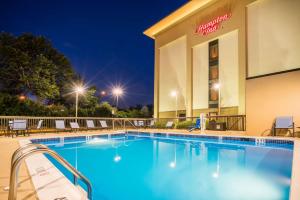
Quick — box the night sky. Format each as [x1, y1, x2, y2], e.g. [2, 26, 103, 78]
[0, 0, 187, 107]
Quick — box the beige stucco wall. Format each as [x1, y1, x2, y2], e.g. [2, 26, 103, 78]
[246, 70, 300, 135]
[247, 0, 300, 77]
[153, 0, 255, 118]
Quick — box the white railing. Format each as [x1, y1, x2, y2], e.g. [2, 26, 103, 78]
[0, 115, 246, 135]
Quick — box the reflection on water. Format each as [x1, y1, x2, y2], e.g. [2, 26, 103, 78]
[46, 135, 293, 200]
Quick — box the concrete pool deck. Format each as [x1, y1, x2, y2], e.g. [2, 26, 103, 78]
[0, 129, 299, 200]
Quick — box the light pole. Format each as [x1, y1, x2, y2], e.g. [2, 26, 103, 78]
[171, 90, 178, 119]
[75, 86, 84, 122]
[112, 87, 123, 108]
[213, 83, 221, 115]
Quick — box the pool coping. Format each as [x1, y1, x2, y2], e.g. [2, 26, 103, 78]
[19, 139, 87, 200]
[22, 131, 300, 200]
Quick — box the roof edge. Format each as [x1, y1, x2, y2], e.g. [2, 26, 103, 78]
[143, 0, 215, 39]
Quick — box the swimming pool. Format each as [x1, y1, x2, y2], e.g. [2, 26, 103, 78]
[31, 132, 294, 200]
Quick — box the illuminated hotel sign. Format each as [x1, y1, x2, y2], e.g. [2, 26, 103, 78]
[195, 13, 231, 36]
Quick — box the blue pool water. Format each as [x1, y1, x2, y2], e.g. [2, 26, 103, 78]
[34, 133, 294, 200]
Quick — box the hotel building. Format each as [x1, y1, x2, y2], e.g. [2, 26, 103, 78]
[144, 0, 300, 134]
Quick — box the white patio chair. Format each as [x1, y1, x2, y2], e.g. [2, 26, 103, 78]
[11, 120, 28, 137]
[147, 120, 155, 128]
[55, 120, 66, 132]
[99, 120, 108, 128]
[70, 122, 80, 132]
[29, 119, 44, 134]
[86, 120, 96, 129]
[37, 120, 43, 130]
[138, 120, 144, 127]
[274, 116, 295, 136]
[166, 121, 174, 129]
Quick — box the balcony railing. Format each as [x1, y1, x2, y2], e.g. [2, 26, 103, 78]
[0, 115, 246, 135]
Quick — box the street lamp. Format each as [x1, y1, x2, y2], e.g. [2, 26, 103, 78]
[112, 87, 123, 108]
[100, 90, 106, 96]
[19, 95, 26, 101]
[213, 83, 221, 115]
[171, 90, 178, 119]
[75, 86, 84, 121]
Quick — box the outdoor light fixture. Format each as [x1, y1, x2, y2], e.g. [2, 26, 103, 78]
[19, 95, 26, 101]
[213, 83, 221, 115]
[170, 90, 178, 119]
[112, 86, 124, 108]
[100, 91, 106, 96]
[74, 85, 85, 121]
[112, 87, 123, 96]
[213, 83, 220, 90]
[76, 86, 84, 94]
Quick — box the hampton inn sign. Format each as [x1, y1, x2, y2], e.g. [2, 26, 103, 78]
[195, 13, 231, 36]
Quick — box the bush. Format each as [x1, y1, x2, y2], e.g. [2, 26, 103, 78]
[175, 120, 195, 129]
[154, 121, 167, 128]
[0, 93, 152, 118]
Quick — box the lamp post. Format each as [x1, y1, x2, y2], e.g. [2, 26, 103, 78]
[213, 83, 221, 115]
[75, 86, 84, 122]
[171, 90, 178, 119]
[112, 87, 123, 108]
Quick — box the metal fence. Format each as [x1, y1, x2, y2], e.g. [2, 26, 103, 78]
[0, 115, 246, 135]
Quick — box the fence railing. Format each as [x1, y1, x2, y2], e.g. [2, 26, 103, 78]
[0, 115, 246, 135]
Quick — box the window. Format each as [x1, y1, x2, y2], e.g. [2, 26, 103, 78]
[208, 40, 219, 108]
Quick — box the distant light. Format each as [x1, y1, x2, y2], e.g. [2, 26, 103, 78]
[101, 91, 106, 96]
[114, 155, 121, 162]
[19, 95, 26, 101]
[170, 90, 178, 97]
[212, 172, 219, 178]
[112, 87, 123, 96]
[169, 162, 176, 168]
[213, 83, 220, 90]
[75, 86, 84, 94]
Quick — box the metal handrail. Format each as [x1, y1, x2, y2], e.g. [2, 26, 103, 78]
[125, 119, 138, 129]
[9, 146, 92, 200]
[11, 143, 47, 166]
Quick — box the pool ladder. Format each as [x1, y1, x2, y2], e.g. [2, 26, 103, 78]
[8, 143, 92, 200]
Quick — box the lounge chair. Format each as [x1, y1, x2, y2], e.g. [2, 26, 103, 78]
[147, 120, 155, 128]
[189, 118, 201, 132]
[134, 120, 145, 128]
[28, 119, 44, 134]
[273, 116, 295, 137]
[55, 120, 66, 132]
[5, 120, 13, 137]
[36, 120, 43, 130]
[70, 122, 80, 132]
[86, 120, 97, 130]
[11, 120, 28, 137]
[99, 120, 109, 129]
[138, 120, 145, 127]
[166, 121, 174, 129]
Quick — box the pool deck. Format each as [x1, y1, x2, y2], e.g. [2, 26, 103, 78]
[0, 129, 299, 200]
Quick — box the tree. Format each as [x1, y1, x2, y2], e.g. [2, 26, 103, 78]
[94, 102, 113, 117]
[141, 106, 150, 117]
[0, 32, 75, 103]
[79, 86, 98, 109]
